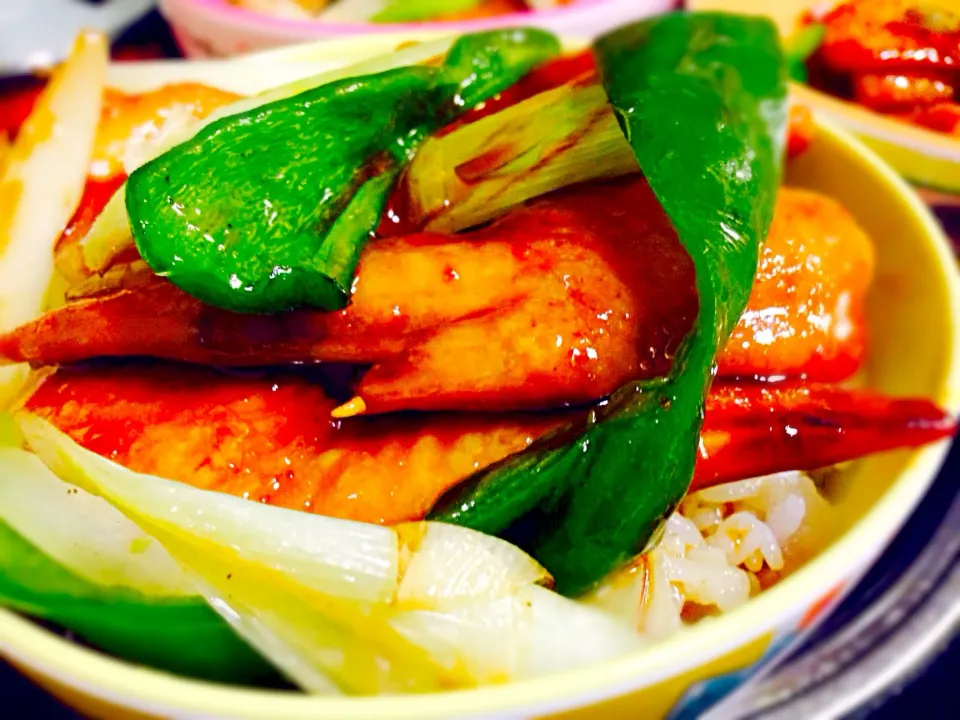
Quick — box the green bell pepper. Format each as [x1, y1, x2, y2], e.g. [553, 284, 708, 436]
[126, 29, 560, 314]
[429, 12, 788, 596]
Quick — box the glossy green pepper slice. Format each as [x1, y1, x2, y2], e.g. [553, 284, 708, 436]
[126, 29, 560, 314]
[429, 12, 788, 597]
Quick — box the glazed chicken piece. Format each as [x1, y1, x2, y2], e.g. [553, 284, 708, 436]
[0, 180, 874, 413]
[350, 178, 698, 414]
[815, 0, 960, 74]
[852, 71, 956, 112]
[810, 0, 960, 131]
[4, 178, 697, 413]
[909, 101, 960, 134]
[24, 364, 558, 525]
[717, 187, 874, 381]
[23, 365, 955, 525]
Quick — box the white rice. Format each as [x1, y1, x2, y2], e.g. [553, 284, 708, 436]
[587, 471, 836, 638]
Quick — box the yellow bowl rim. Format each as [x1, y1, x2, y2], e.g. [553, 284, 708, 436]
[1, 35, 959, 720]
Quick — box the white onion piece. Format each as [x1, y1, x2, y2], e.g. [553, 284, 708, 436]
[20, 415, 452, 693]
[0, 32, 107, 406]
[188, 574, 343, 694]
[20, 415, 400, 603]
[638, 550, 684, 640]
[120, 104, 199, 176]
[395, 521, 550, 609]
[582, 558, 649, 629]
[390, 595, 530, 682]
[518, 585, 644, 675]
[391, 585, 642, 684]
[0, 446, 195, 596]
[78, 187, 132, 272]
[158, 541, 435, 695]
[21, 415, 640, 693]
[0, 413, 21, 446]
[406, 81, 638, 235]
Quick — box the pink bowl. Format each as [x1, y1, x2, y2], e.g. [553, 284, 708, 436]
[159, 0, 678, 58]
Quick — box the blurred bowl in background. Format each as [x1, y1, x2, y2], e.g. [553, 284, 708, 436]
[689, 0, 960, 217]
[159, 0, 677, 57]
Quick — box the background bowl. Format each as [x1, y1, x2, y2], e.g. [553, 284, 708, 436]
[689, 0, 960, 197]
[158, 0, 677, 58]
[1, 31, 959, 720]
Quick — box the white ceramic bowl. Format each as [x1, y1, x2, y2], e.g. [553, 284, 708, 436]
[1, 31, 959, 720]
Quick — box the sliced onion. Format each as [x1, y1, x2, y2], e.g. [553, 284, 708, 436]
[154, 540, 432, 695]
[405, 81, 638, 234]
[390, 585, 643, 684]
[19, 416, 467, 692]
[582, 556, 649, 629]
[120, 104, 200, 176]
[0, 412, 21, 446]
[0, 446, 195, 596]
[21, 414, 642, 693]
[517, 585, 644, 675]
[78, 187, 134, 273]
[189, 573, 343, 694]
[639, 549, 684, 640]
[389, 594, 531, 682]
[20, 414, 400, 603]
[395, 521, 551, 610]
[20, 414, 451, 693]
[161, 37, 458, 162]
[0, 32, 107, 406]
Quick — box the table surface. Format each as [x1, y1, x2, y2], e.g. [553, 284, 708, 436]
[1, 6, 958, 719]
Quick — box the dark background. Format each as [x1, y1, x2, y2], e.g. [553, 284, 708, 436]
[1, 7, 958, 719]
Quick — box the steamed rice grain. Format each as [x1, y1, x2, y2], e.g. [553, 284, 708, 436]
[591, 471, 836, 638]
